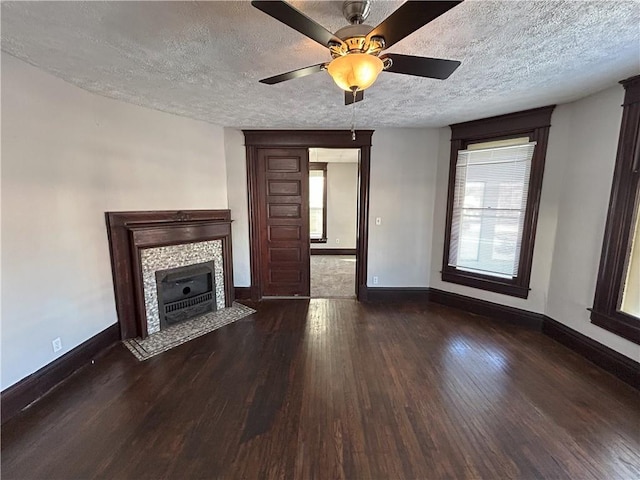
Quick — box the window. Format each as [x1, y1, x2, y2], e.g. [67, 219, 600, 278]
[449, 139, 535, 278]
[309, 162, 327, 243]
[442, 106, 555, 298]
[590, 75, 640, 344]
[621, 212, 640, 317]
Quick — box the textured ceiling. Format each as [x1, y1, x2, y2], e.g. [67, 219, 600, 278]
[2, 1, 639, 128]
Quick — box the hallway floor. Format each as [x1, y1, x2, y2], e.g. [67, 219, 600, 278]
[310, 255, 355, 298]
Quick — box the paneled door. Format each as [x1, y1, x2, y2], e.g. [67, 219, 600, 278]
[256, 148, 310, 296]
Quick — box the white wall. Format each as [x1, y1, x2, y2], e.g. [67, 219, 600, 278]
[368, 128, 440, 287]
[311, 162, 358, 250]
[224, 128, 251, 287]
[545, 85, 639, 360]
[1, 54, 228, 390]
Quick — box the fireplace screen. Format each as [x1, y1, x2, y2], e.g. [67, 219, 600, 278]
[155, 261, 216, 329]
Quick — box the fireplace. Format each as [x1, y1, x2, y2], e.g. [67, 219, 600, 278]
[156, 262, 216, 330]
[105, 210, 234, 339]
[156, 261, 216, 329]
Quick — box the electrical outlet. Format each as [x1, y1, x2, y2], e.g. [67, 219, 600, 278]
[373, 276, 379, 285]
[336, 238, 340, 244]
[52, 337, 62, 353]
[375, 217, 382, 226]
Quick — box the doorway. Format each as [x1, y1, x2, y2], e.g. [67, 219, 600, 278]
[309, 148, 359, 298]
[243, 130, 373, 301]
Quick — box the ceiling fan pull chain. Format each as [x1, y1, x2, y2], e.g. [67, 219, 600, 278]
[351, 91, 357, 141]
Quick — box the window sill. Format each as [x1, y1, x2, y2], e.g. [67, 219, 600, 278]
[310, 238, 327, 244]
[589, 309, 640, 345]
[441, 269, 530, 299]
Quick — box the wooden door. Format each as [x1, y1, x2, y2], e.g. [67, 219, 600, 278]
[256, 148, 310, 296]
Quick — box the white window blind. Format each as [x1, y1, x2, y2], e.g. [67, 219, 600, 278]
[309, 170, 324, 239]
[620, 202, 640, 318]
[449, 139, 536, 278]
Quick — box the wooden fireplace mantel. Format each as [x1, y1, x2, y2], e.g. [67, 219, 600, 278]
[105, 210, 234, 339]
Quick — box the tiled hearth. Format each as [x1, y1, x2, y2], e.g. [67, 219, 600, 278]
[123, 302, 255, 360]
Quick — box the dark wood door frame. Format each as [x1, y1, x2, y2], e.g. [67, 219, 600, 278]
[243, 130, 373, 301]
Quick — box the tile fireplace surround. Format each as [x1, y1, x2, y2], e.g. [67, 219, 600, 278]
[141, 240, 225, 335]
[105, 210, 234, 339]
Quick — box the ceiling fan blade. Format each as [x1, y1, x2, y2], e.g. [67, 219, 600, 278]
[251, 1, 343, 48]
[382, 54, 460, 80]
[367, 1, 462, 50]
[345, 90, 364, 105]
[259, 63, 326, 85]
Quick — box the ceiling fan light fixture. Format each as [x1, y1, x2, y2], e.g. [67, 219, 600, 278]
[327, 53, 383, 92]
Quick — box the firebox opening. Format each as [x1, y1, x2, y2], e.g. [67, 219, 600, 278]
[155, 261, 217, 330]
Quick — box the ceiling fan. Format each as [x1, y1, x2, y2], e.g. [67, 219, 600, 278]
[251, 0, 463, 105]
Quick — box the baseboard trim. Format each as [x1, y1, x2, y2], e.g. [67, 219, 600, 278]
[366, 286, 637, 388]
[428, 291, 638, 387]
[543, 316, 639, 389]
[1, 323, 120, 424]
[364, 287, 430, 303]
[310, 248, 356, 255]
[428, 288, 544, 330]
[234, 287, 252, 300]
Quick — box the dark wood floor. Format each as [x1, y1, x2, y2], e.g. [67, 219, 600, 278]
[2, 300, 639, 479]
